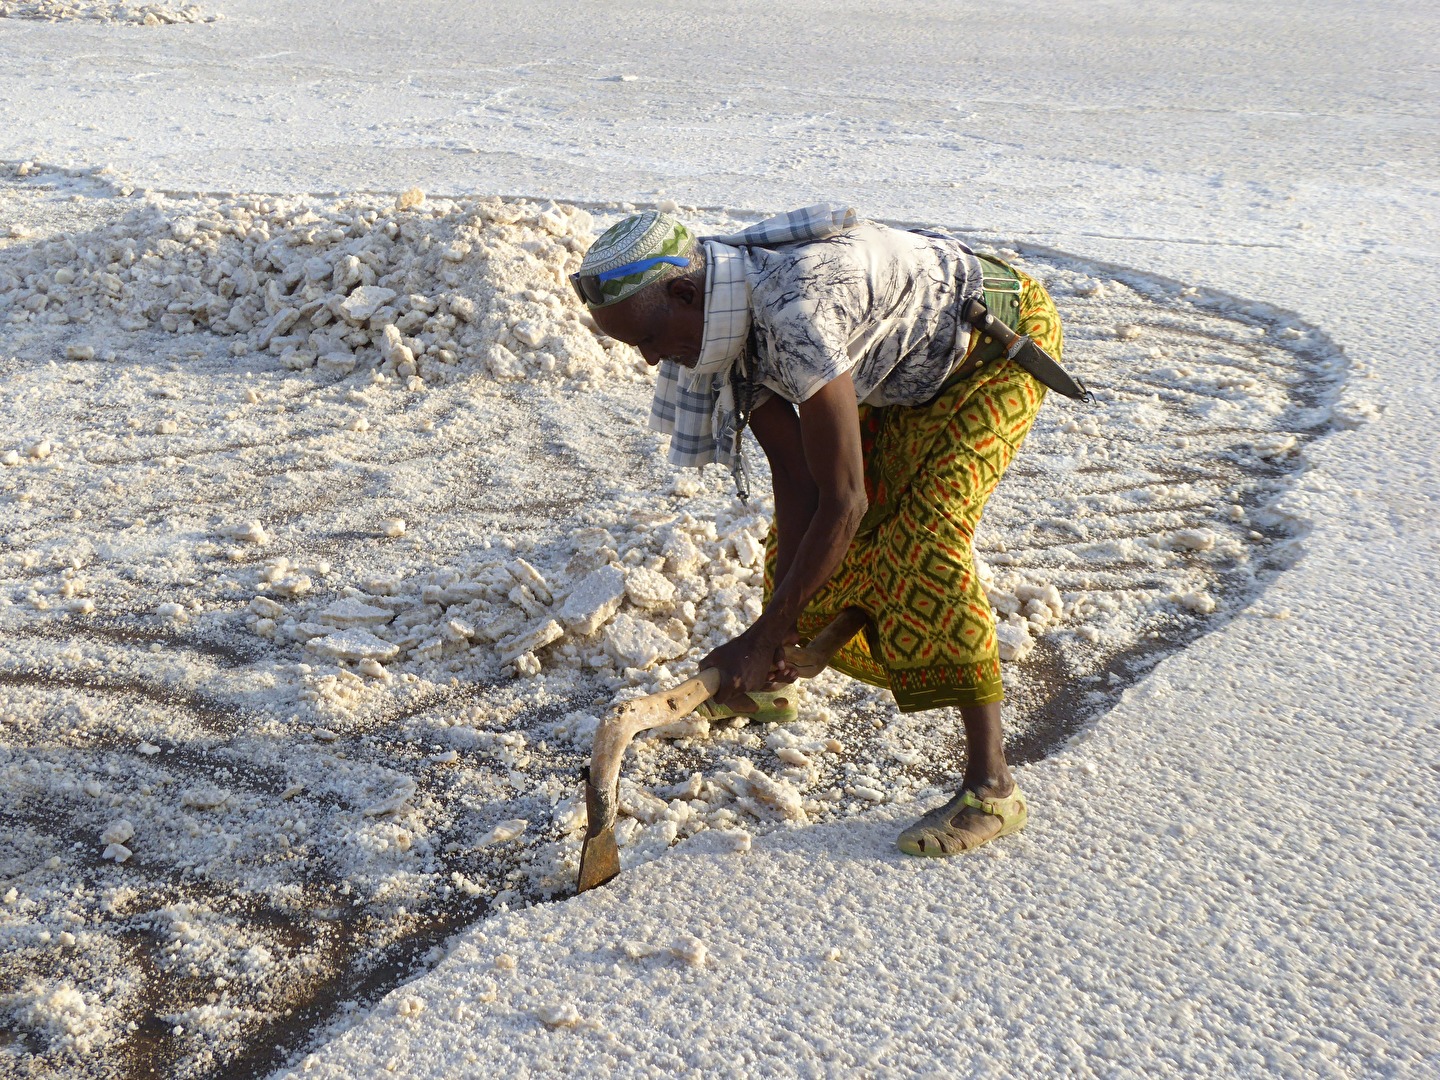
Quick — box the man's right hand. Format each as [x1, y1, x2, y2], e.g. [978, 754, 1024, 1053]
[700, 624, 798, 712]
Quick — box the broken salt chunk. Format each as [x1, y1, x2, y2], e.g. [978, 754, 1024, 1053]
[604, 613, 686, 670]
[718, 829, 752, 853]
[100, 819, 134, 846]
[670, 935, 708, 967]
[498, 619, 563, 664]
[479, 819, 528, 846]
[358, 658, 391, 680]
[310, 629, 400, 662]
[995, 620, 1033, 662]
[506, 558, 553, 603]
[380, 518, 407, 538]
[1169, 528, 1216, 551]
[395, 996, 425, 1018]
[339, 285, 398, 323]
[1175, 590, 1218, 614]
[625, 565, 677, 610]
[394, 187, 425, 211]
[249, 596, 283, 619]
[732, 532, 765, 567]
[619, 940, 663, 960]
[102, 843, 132, 864]
[226, 520, 270, 545]
[535, 1003, 582, 1029]
[138, 742, 161, 756]
[181, 787, 230, 810]
[363, 778, 417, 817]
[317, 598, 394, 628]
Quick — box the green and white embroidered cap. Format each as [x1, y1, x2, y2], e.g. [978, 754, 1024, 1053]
[578, 211, 696, 308]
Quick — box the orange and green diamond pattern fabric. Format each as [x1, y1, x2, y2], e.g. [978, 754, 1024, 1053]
[764, 268, 1062, 712]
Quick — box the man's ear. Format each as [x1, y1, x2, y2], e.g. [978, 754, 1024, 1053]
[667, 274, 701, 307]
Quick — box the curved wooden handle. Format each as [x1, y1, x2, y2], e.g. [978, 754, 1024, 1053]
[584, 608, 868, 835]
[783, 607, 868, 678]
[586, 668, 722, 829]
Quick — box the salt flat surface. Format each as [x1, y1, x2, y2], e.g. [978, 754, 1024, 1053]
[1, 1, 1437, 1078]
[0, 172, 1334, 1076]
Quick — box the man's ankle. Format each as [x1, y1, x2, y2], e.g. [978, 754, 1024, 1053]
[963, 772, 1014, 798]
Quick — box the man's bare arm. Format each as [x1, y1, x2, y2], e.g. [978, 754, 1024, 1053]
[702, 373, 868, 706]
[748, 394, 818, 592]
[760, 371, 868, 636]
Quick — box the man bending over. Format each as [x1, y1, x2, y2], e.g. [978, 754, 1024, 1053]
[571, 205, 1064, 855]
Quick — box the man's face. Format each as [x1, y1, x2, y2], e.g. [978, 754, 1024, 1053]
[589, 275, 705, 369]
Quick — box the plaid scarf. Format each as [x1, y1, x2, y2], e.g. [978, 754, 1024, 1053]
[648, 204, 858, 495]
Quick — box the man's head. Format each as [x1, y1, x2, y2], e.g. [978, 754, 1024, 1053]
[572, 211, 706, 368]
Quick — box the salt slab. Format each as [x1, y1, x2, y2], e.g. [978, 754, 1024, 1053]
[498, 619, 562, 665]
[316, 598, 394, 628]
[625, 565, 677, 610]
[559, 565, 626, 636]
[604, 613, 687, 670]
[310, 629, 400, 662]
[339, 285, 397, 323]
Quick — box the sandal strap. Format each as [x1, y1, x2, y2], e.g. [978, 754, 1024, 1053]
[961, 788, 1022, 819]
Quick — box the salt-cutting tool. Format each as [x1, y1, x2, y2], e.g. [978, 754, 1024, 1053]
[576, 608, 868, 893]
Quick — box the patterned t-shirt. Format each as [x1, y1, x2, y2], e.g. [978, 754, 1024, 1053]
[741, 222, 977, 407]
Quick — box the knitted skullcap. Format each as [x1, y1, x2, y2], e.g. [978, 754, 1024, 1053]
[577, 211, 695, 308]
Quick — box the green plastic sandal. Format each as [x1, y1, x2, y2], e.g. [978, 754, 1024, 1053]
[897, 785, 1028, 857]
[695, 687, 798, 725]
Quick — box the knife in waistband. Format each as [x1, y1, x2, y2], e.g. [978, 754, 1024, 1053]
[962, 296, 1096, 404]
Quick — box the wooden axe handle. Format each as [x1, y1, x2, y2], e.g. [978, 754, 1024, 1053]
[783, 607, 868, 678]
[586, 668, 722, 823]
[584, 607, 868, 832]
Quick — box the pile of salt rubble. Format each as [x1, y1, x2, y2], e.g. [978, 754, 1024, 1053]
[0, 0, 214, 22]
[0, 181, 632, 390]
[255, 502, 1106, 716]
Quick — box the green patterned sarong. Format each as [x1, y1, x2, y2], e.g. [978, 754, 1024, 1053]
[765, 269, 1061, 711]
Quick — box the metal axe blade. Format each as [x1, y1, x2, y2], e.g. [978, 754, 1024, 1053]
[576, 768, 622, 893]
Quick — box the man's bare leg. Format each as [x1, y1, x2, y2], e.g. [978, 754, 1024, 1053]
[960, 701, 1014, 797]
